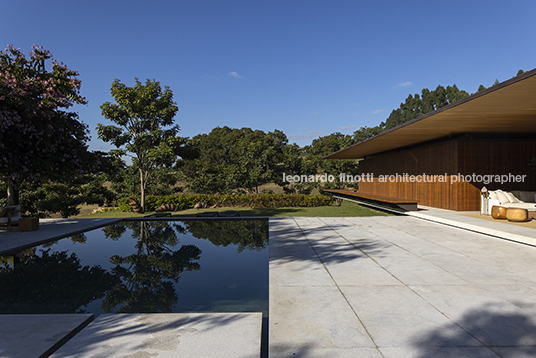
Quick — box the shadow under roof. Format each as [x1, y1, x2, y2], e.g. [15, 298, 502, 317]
[325, 68, 536, 160]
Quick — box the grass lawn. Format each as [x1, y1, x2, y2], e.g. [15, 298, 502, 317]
[78, 200, 391, 219]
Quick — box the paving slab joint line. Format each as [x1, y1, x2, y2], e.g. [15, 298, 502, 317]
[41, 314, 95, 358]
[316, 218, 504, 357]
[333, 218, 484, 288]
[405, 288, 505, 358]
[318, 218, 407, 286]
[292, 218, 385, 356]
[327, 218, 497, 292]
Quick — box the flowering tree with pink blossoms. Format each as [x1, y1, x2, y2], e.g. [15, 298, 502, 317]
[0, 45, 101, 205]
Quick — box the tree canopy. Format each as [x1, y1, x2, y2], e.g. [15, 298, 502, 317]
[383, 84, 470, 130]
[180, 126, 287, 194]
[345, 84, 471, 149]
[0, 45, 101, 204]
[304, 133, 359, 190]
[98, 78, 184, 210]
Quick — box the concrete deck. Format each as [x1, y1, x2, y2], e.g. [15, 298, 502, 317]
[50, 313, 262, 358]
[0, 218, 122, 255]
[0, 314, 93, 358]
[408, 206, 536, 247]
[270, 216, 536, 357]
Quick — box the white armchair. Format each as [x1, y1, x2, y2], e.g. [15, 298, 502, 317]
[485, 190, 536, 215]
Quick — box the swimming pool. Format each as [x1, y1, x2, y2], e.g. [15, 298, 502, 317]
[0, 219, 269, 317]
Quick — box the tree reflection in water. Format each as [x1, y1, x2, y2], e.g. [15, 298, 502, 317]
[0, 219, 267, 315]
[101, 221, 202, 313]
[0, 249, 118, 314]
[183, 220, 269, 252]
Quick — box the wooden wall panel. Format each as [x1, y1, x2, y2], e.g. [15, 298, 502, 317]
[358, 137, 536, 211]
[457, 140, 536, 191]
[359, 140, 459, 210]
[359, 176, 458, 210]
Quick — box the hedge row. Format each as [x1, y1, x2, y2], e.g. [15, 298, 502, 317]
[118, 193, 333, 212]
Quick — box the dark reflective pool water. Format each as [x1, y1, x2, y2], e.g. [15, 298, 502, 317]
[0, 219, 268, 316]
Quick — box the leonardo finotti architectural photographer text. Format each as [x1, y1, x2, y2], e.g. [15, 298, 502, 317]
[282, 173, 527, 184]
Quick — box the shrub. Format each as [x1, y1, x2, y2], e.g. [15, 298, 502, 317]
[117, 193, 333, 212]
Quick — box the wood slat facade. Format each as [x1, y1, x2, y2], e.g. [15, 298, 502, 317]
[357, 135, 536, 211]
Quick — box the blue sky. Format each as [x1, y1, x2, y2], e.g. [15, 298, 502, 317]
[2, 0, 536, 151]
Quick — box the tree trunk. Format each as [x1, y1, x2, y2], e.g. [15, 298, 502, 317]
[139, 168, 145, 212]
[6, 179, 19, 206]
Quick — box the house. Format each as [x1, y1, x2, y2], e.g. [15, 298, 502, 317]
[324, 69, 536, 211]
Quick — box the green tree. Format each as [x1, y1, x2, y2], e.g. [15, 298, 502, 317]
[181, 127, 287, 194]
[110, 163, 181, 199]
[180, 127, 242, 194]
[306, 133, 359, 190]
[237, 129, 287, 193]
[275, 143, 317, 194]
[445, 84, 469, 103]
[384, 85, 469, 130]
[352, 125, 385, 143]
[98, 78, 184, 211]
[18, 175, 115, 218]
[308, 132, 355, 157]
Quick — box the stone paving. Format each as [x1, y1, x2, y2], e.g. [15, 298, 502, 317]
[0, 314, 93, 358]
[269, 216, 536, 358]
[0, 218, 121, 255]
[50, 313, 262, 358]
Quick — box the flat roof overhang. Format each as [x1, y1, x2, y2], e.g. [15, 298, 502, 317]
[325, 68, 536, 160]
